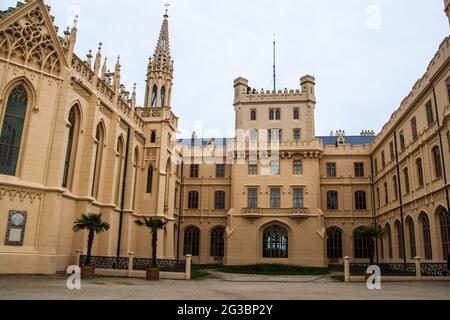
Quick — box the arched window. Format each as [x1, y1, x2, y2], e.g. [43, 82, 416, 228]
[262, 225, 288, 258]
[438, 207, 450, 260]
[214, 191, 225, 210]
[160, 86, 166, 107]
[210, 227, 225, 257]
[184, 226, 200, 256]
[188, 191, 199, 209]
[406, 216, 416, 259]
[395, 220, 405, 260]
[326, 227, 343, 259]
[385, 223, 393, 259]
[416, 158, 424, 187]
[132, 147, 139, 210]
[62, 106, 80, 188]
[327, 191, 338, 210]
[420, 213, 433, 260]
[353, 227, 371, 259]
[432, 146, 443, 178]
[146, 166, 153, 193]
[91, 123, 104, 198]
[355, 191, 367, 210]
[114, 137, 124, 205]
[0, 84, 28, 176]
[151, 85, 157, 107]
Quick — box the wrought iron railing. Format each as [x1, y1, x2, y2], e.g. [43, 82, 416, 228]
[79, 255, 129, 270]
[350, 263, 416, 276]
[133, 258, 185, 272]
[79, 255, 186, 273]
[421, 263, 449, 277]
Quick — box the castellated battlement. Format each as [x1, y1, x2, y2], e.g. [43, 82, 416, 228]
[233, 75, 316, 104]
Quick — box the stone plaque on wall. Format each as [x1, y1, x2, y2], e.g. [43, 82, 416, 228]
[4, 211, 27, 246]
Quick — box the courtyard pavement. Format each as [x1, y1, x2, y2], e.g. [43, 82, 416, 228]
[0, 273, 449, 300]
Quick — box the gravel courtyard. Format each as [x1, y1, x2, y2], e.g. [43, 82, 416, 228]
[0, 273, 449, 300]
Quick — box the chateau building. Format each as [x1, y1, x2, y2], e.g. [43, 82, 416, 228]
[0, 0, 449, 274]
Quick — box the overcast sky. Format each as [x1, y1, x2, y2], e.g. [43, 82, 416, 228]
[4, 0, 449, 138]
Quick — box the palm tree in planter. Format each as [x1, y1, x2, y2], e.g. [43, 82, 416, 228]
[73, 213, 110, 278]
[356, 225, 384, 278]
[134, 217, 167, 280]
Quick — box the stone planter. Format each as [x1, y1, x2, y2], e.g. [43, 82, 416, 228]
[81, 265, 95, 279]
[146, 267, 160, 281]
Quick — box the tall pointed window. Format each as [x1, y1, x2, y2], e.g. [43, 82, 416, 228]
[0, 84, 28, 176]
[62, 106, 80, 189]
[115, 137, 124, 206]
[151, 85, 157, 107]
[420, 213, 433, 260]
[406, 217, 416, 259]
[132, 147, 139, 210]
[395, 220, 405, 260]
[160, 86, 166, 107]
[439, 208, 450, 260]
[385, 223, 393, 259]
[91, 123, 104, 198]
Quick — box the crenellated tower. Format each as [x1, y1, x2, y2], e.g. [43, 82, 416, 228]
[144, 8, 174, 108]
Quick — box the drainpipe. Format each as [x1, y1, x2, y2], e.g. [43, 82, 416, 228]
[117, 125, 131, 258]
[393, 130, 407, 265]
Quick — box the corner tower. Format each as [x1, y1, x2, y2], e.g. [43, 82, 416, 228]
[144, 8, 174, 108]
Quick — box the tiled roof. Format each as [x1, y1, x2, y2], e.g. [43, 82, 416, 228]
[318, 136, 375, 146]
[178, 136, 375, 147]
[178, 138, 233, 148]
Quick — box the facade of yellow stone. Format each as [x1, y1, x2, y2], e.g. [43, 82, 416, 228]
[0, 0, 449, 274]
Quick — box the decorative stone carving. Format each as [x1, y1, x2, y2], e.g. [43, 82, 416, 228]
[0, 187, 42, 204]
[0, 6, 62, 75]
[97, 100, 113, 119]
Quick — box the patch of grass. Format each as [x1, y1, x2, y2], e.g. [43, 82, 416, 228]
[192, 264, 221, 271]
[215, 264, 330, 276]
[191, 270, 210, 280]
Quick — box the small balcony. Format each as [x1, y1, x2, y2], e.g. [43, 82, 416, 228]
[242, 207, 310, 219]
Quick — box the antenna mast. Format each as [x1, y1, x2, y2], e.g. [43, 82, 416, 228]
[273, 33, 276, 92]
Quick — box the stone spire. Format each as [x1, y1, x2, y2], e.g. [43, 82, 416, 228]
[144, 6, 174, 108]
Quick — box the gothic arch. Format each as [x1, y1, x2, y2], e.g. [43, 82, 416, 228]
[1, 76, 37, 113]
[0, 78, 35, 177]
[62, 103, 81, 189]
[435, 205, 450, 260]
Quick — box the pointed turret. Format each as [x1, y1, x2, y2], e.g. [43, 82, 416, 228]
[144, 7, 174, 109]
